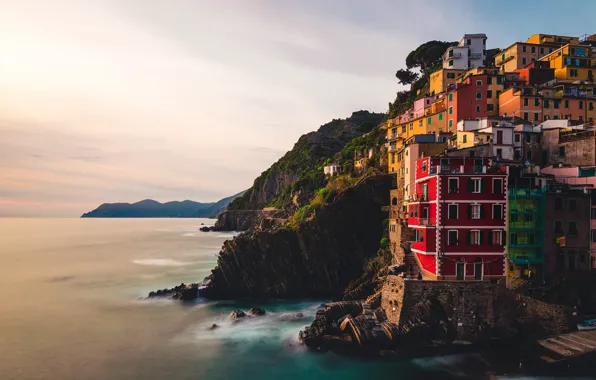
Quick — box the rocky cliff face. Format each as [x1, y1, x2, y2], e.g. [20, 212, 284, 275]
[214, 209, 287, 232]
[201, 175, 392, 299]
[227, 111, 385, 214]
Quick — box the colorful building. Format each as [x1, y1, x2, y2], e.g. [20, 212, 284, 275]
[495, 42, 560, 72]
[526, 34, 579, 46]
[443, 34, 487, 70]
[429, 68, 464, 95]
[408, 156, 507, 280]
[539, 44, 595, 82]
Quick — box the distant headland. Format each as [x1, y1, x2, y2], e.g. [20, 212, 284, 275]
[81, 192, 244, 218]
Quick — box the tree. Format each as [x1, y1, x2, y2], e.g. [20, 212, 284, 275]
[405, 40, 457, 80]
[395, 69, 419, 86]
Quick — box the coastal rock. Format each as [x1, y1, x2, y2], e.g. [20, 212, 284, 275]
[214, 209, 286, 232]
[147, 283, 200, 301]
[201, 175, 392, 299]
[208, 324, 219, 330]
[230, 310, 247, 321]
[247, 307, 266, 316]
[199, 226, 211, 232]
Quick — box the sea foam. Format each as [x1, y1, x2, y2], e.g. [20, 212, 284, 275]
[132, 259, 195, 267]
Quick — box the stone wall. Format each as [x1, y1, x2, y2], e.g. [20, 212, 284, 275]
[380, 276, 573, 342]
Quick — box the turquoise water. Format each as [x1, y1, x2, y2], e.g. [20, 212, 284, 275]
[0, 218, 559, 379]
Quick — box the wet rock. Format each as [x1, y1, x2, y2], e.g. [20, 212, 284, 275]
[208, 323, 219, 330]
[199, 226, 211, 232]
[278, 312, 305, 321]
[248, 307, 266, 316]
[147, 283, 200, 301]
[230, 309, 247, 321]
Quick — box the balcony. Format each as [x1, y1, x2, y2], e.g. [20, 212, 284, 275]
[409, 217, 437, 226]
[387, 145, 398, 152]
[387, 134, 400, 142]
[469, 52, 483, 59]
[496, 54, 515, 65]
[559, 129, 595, 143]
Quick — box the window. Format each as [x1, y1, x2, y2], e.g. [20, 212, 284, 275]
[427, 117, 432, 124]
[449, 120, 453, 129]
[555, 221, 563, 234]
[493, 204, 503, 220]
[590, 102, 594, 111]
[522, 45, 527, 53]
[524, 112, 529, 121]
[448, 178, 458, 193]
[447, 72, 455, 79]
[579, 101, 584, 110]
[439, 113, 443, 121]
[544, 99, 550, 108]
[487, 77, 492, 85]
[534, 98, 540, 107]
[491, 230, 502, 245]
[592, 230, 596, 242]
[467, 39, 471, 46]
[476, 105, 481, 112]
[565, 99, 569, 108]
[449, 93, 453, 102]
[469, 230, 481, 245]
[559, 146, 565, 157]
[448, 230, 458, 245]
[496, 148, 502, 157]
[449, 59, 454, 67]
[463, 134, 467, 143]
[470, 178, 482, 193]
[515, 134, 521, 142]
[441, 159, 449, 170]
[448, 49, 454, 57]
[476, 80, 483, 86]
[496, 77, 502, 85]
[487, 90, 492, 99]
[591, 208, 596, 219]
[526, 151, 532, 161]
[448, 204, 458, 219]
[570, 200, 576, 211]
[471, 204, 481, 219]
[487, 104, 494, 112]
[493, 178, 503, 193]
[524, 98, 529, 106]
[522, 57, 527, 65]
[554, 197, 562, 210]
[476, 92, 482, 99]
[449, 106, 453, 115]
[569, 222, 578, 236]
[422, 161, 427, 172]
[534, 113, 539, 122]
[554, 100, 560, 109]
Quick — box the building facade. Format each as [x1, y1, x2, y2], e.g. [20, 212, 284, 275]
[408, 156, 507, 281]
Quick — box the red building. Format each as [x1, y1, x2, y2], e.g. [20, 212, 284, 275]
[445, 74, 493, 132]
[408, 156, 508, 281]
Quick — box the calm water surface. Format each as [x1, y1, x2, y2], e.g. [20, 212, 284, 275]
[0, 218, 552, 379]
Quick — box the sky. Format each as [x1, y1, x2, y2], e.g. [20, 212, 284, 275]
[0, 0, 595, 217]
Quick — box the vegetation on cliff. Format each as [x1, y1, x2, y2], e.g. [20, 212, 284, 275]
[227, 111, 384, 213]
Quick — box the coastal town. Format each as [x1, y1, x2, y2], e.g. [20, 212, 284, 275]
[378, 33, 596, 288]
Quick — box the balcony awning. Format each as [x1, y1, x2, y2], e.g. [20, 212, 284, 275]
[510, 257, 543, 265]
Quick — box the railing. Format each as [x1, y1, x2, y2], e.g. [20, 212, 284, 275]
[469, 52, 483, 59]
[409, 217, 437, 226]
[387, 134, 400, 142]
[447, 52, 462, 59]
[496, 54, 515, 65]
[387, 145, 398, 152]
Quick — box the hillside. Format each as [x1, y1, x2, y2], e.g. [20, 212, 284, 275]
[227, 110, 385, 212]
[81, 192, 244, 218]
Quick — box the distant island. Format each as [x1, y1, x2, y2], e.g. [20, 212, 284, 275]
[81, 192, 244, 218]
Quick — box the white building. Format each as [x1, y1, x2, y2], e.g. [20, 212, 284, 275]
[323, 164, 341, 176]
[443, 34, 487, 70]
[476, 125, 515, 160]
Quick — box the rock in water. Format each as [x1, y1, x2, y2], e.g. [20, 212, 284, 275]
[180, 284, 199, 301]
[208, 324, 219, 330]
[147, 283, 200, 301]
[248, 307, 266, 316]
[199, 226, 211, 232]
[230, 310, 247, 321]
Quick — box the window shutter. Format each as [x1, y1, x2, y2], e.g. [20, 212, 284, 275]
[502, 232, 507, 245]
[488, 231, 493, 245]
[480, 205, 485, 219]
[468, 179, 474, 193]
[480, 179, 486, 193]
[468, 205, 472, 219]
[467, 232, 471, 245]
[479, 231, 483, 245]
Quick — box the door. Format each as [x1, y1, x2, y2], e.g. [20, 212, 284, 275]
[474, 258, 483, 280]
[497, 130, 503, 144]
[456, 262, 465, 280]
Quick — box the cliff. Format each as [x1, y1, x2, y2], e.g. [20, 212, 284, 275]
[201, 175, 392, 299]
[81, 192, 244, 218]
[227, 111, 384, 214]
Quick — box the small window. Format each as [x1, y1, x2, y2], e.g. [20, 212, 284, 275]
[487, 77, 493, 85]
[534, 113, 539, 121]
[544, 99, 550, 109]
[448, 230, 458, 245]
[559, 146, 566, 157]
[463, 134, 468, 143]
[591, 208, 596, 219]
[476, 105, 481, 113]
[470, 230, 481, 245]
[515, 134, 521, 142]
[524, 112, 529, 121]
[524, 98, 529, 106]
[493, 178, 503, 193]
[448, 120, 453, 128]
[487, 104, 494, 112]
[471, 204, 481, 219]
[570, 200, 576, 211]
[493, 204, 503, 220]
[555, 221, 563, 234]
[476, 80, 483, 86]
[471, 178, 482, 193]
[449, 106, 453, 115]
[522, 45, 527, 53]
[491, 230, 502, 245]
[441, 159, 450, 170]
[439, 113, 443, 121]
[449, 59, 454, 67]
[476, 92, 482, 99]
[579, 101, 584, 110]
[427, 117, 432, 124]
[591, 230, 596, 242]
[496, 77, 502, 85]
[447, 72, 455, 79]
[422, 161, 427, 172]
[448, 178, 458, 193]
[569, 222, 578, 236]
[448, 204, 458, 219]
[522, 57, 527, 65]
[487, 90, 492, 98]
[534, 98, 540, 106]
[449, 93, 453, 102]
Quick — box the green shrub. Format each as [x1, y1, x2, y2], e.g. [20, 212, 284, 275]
[379, 237, 389, 249]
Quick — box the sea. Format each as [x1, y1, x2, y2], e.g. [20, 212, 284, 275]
[0, 218, 592, 380]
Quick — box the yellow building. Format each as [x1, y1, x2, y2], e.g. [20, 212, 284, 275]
[456, 130, 491, 149]
[429, 68, 464, 95]
[540, 44, 595, 82]
[495, 42, 560, 72]
[526, 34, 579, 45]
